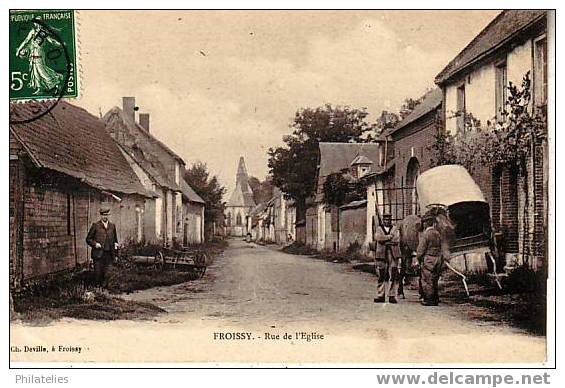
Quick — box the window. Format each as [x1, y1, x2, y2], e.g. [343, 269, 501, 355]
[456, 84, 466, 133]
[495, 61, 508, 123]
[534, 36, 547, 109]
[226, 213, 232, 227]
[236, 213, 242, 226]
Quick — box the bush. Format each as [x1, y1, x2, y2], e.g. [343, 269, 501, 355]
[282, 242, 318, 256]
[503, 265, 544, 294]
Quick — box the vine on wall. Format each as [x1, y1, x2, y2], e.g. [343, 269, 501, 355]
[430, 72, 547, 175]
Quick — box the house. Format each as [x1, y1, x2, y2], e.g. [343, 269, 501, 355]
[247, 188, 295, 246]
[435, 10, 549, 270]
[248, 202, 268, 241]
[285, 198, 297, 243]
[357, 131, 397, 253]
[271, 188, 296, 245]
[387, 88, 443, 217]
[103, 97, 205, 246]
[306, 142, 382, 252]
[116, 142, 174, 244]
[389, 89, 443, 197]
[225, 157, 256, 237]
[9, 101, 150, 289]
[180, 178, 205, 244]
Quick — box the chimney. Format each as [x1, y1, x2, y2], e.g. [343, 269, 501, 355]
[122, 97, 136, 123]
[139, 113, 150, 132]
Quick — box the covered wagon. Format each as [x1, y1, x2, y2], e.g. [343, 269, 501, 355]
[416, 165, 502, 282]
[416, 165, 492, 256]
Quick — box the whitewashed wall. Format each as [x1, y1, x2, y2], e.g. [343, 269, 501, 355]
[444, 40, 533, 134]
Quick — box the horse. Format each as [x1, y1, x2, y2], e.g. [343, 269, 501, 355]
[396, 210, 456, 298]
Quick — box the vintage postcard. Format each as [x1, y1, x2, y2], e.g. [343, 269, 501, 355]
[8, 9, 554, 366]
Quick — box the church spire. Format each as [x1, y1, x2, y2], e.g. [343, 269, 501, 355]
[236, 156, 249, 187]
[227, 156, 256, 208]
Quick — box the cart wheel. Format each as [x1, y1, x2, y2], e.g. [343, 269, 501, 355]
[193, 251, 208, 279]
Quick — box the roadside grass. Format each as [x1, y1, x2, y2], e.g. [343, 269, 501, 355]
[282, 241, 373, 265]
[106, 266, 198, 294]
[281, 242, 319, 256]
[437, 266, 547, 336]
[12, 279, 165, 323]
[11, 239, 227, 323]
[14, 291, 165, 323]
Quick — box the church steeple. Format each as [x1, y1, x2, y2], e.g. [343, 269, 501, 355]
[236, 156, 250, 188]
[227, 156, 256, 208]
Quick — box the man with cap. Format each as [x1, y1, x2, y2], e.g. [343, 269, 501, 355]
[373, 213, 401, 303]
[415, 209, 449, 306]
[86, 205, 119, 288]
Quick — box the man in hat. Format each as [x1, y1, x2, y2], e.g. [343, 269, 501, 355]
[86, 205, 119, 288]
[373, 213, 401, 303]
[415, 210, 449, 306]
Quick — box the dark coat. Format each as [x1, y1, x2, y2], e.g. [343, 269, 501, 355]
[86, 220, 118, 260]
[415, 226, 450, 263]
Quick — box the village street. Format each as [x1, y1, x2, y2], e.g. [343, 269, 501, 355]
[11, 239, 546, 364]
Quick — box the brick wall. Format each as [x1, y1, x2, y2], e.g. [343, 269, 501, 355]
[392, 111, 438, 192]
[499, 166, 520, 254]
[533, 140, 547, 265]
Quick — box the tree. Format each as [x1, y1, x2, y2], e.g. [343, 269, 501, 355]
[399, 97, 422, 119]
[268, 104, 375, 218]
[184, 162, 226, 230]
[248, 175, 274, 204]
[322, 171, 365, 208]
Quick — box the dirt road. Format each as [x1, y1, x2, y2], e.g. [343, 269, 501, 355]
[10, 239, 546, 364]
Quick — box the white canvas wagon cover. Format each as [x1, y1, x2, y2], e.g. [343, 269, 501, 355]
[416, 165, 487, 210]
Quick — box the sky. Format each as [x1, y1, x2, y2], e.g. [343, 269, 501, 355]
[74, 10, 500, 197]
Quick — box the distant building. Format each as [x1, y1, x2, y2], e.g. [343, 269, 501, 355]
[248, 188, 296, 245]
[225, 157, 256, 236]
[9, 101, 150, 289]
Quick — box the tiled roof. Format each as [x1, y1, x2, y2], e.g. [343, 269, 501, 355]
[103, 107, 185, 164]
[227, 157, 256, 208]
[102, 107, 181, 191]
[118, 143, 177, 190]
[317, 142, 381, 202]
[10, 101, 149, 197]
[318, 142, 381, 178]
[388, 88, 443, 138]
[435, 10, 547, 85]
[180, 178, 205, 204]
[227, 184, 256, 208]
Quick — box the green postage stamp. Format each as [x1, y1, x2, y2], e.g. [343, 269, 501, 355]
[9, 10, 78, 101]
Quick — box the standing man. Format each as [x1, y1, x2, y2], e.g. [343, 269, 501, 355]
[86, 206, 118, 288]
[373, 213, 401, 304]
[415, 211, 449, 306]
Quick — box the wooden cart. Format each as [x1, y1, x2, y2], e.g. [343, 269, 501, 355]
[117, 245, 208, 279]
